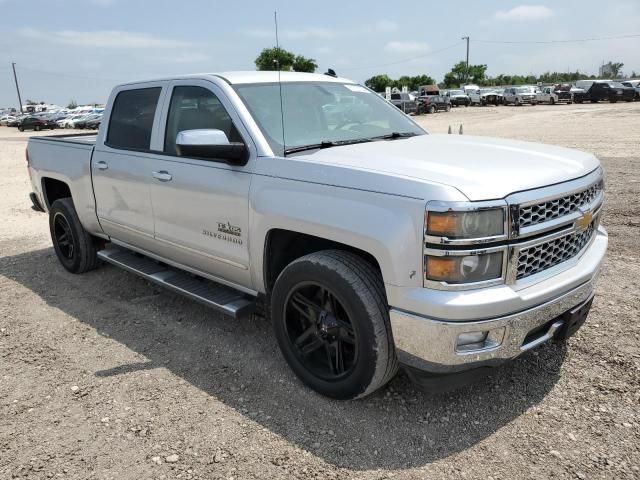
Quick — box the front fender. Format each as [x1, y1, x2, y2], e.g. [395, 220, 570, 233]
[249, 175, 429, 294]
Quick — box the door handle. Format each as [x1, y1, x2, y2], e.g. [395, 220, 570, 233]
[152, 171, 173, 182]
[95, 161, 108, 170]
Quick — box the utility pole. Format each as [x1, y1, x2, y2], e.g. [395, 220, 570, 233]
[461, 36, 470, 85]
[11, 62, 24, 113]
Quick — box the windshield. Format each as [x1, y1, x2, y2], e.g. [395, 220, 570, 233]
[516, 87, 530, 93]
[608, 82, 624, 88]
[233, 81, 425, 156]
[450, 90, 464, 95]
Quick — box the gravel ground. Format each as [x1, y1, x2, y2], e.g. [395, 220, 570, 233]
[1, 103, 639, 480]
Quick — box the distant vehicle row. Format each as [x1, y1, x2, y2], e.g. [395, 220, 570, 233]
[0, 112, 103, 131]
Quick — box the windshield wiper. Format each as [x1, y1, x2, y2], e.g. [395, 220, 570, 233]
[372, 131, 418, 140]
[284, 137, 373, 155]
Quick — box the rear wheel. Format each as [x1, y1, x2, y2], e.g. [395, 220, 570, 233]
[18, 125, 24, 132]
[445, 104, 451, 112]
[271, 251, 398, 400]
[49, 198, 100, 274]
[550, 97, 555, 105]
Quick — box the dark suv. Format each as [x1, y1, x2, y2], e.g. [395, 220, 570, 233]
[417, 95, 451, 114]
[17, 116, 57, 132]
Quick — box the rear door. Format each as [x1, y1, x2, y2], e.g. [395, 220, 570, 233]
[92, 83, 165, 250]
[145, 79, 255, 288]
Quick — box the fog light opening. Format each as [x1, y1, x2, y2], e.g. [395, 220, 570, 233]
[456, 327, 505, 353]
[456, 331, 488, 351]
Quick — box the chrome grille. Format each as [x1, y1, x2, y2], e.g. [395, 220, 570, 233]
[518, 181, 602, 229]
[516, 223, 595, 280]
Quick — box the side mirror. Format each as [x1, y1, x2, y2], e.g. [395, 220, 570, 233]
[176, 129, 248, 165]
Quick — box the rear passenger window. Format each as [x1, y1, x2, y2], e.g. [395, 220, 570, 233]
[164, 86, 241, 156]
[107, 87, 161, 150]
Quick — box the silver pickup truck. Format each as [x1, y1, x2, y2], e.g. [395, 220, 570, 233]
[26, 71, 607, 399]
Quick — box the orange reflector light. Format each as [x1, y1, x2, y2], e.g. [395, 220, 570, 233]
[425, 256, 457, 282]
[427, 212, 461, 237]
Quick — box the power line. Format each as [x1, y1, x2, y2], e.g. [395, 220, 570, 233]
[341, 41, 465, 71]
[15, 65, 121, 82]
[474, 33, 640, 45]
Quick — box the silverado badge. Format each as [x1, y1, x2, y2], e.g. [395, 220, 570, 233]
[202, 221, 243, 245]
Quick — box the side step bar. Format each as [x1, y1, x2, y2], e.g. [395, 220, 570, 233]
[97, 247, 255, 318]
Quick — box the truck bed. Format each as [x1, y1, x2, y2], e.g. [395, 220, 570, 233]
[28, 132, 97, 146]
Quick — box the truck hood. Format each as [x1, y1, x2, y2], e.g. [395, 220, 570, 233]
[301, 134, 600, 201]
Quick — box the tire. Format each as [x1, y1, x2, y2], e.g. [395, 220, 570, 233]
[428, 105, 436, 114]
[271, 250, 398, 400]
[445, 104, 451, 112]
[49, 198, 100, 274]
[550, 97, 555, 105]
[18, 126, 24, 132]
[515, 98, 521, 106]
[34, 125, 41, 131]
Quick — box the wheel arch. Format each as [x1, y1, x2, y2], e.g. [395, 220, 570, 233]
[41, 177, 72, 209]
[262, 229, 384, 296]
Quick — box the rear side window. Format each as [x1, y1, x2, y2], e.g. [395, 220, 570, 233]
[107, 87, 161, 150]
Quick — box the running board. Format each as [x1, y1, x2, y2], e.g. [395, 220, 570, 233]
[97, 247, 255, 318]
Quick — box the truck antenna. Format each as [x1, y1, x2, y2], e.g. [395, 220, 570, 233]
[274, 10, 286, 155]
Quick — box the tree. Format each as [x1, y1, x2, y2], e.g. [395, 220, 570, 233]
[364, 74, 394, 92]
[364, 74, 435, 92]
[608, 62, 624, 78]
[254, 47, 316, 72]
[292, 55, 318, 73]
[67, 100, 78, 109]
[442, 61, 487, 88]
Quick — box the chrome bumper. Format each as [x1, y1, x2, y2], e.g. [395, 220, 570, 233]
[390, 227, 606, 374]
[391, 279, 595, 373]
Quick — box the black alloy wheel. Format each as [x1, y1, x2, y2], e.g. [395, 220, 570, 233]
[271, 250, 398, 399]
[49, 198, 100, 273]
[284, 282, 357, 381]
[53, 212, 75, 261]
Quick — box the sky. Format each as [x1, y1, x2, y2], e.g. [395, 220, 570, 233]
[1, 0, 639, 107]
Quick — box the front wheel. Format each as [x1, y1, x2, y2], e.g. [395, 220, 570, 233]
[445, 104, 451, 112]
[49, 198, 100, 274]
[271, 251, 398, 400]
[18, 126, 24, 132]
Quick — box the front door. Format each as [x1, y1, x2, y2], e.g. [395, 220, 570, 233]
[92, 84, 164, 251]
[146, 80, 254, 288]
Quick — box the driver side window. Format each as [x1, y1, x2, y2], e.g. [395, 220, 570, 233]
[164, 85, 242, 156]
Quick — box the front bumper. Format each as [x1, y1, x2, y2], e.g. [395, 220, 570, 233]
[389, 227, 606, 374]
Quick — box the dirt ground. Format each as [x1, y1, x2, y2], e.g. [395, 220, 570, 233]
[1, 103, 639, 479]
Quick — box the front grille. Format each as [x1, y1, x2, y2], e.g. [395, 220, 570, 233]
[516, 223, 595, 279]
[518, 181, 603, 229]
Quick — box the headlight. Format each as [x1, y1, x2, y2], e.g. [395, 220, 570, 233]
[425, 252, 504, 284]
[426, 208, 505, 240]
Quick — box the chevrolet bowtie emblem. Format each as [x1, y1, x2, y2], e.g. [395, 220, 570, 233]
[575, 209, 593, 231]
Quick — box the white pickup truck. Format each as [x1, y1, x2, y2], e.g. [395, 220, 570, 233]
[27, 71, 607, 399]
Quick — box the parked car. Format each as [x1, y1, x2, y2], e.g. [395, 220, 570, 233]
[74, 114, 102, 129]
[503, 86, 538, 106]
[26, 71, 607, 399]
[0, 115, 17, 126]
[417, 95, 451, 114]
[58, 114, 84, 129]
[7, 115, 25, 127]
[17, 115, 56, 131]
[611, 82, 636, 102]
[621, 80, 640, 100]
[574, 80, 626, 103]
[389, 92, 419, 114]
[84, 115, 103, 130]
[443, 89, 471, 107]
[469, 88, 503, 106]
